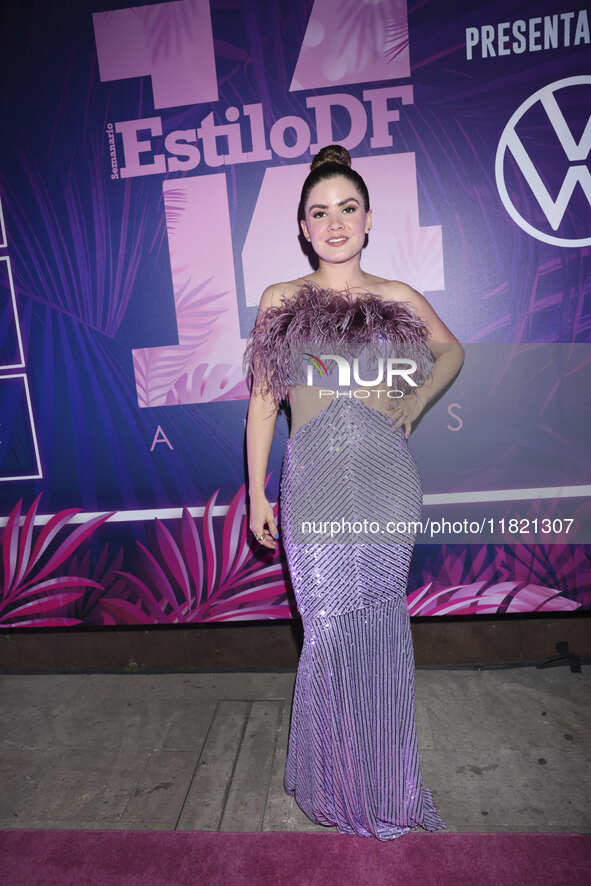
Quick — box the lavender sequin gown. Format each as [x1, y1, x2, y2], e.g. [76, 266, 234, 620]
[244, 283, 447, 840]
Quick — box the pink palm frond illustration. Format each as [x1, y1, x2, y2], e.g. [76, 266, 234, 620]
[409, 542, 585, 615]
[116, 481, 289, 623]
[132, 277, 247, 406]
[61, 543, 157, 626]
[338, 0, 406, 69]
[392, 209, 443, 292]
[162, 187, 188, 240]
[384, 19, 409, 64]
[143, 0, 205, 63]
[0, 493, 115, 627]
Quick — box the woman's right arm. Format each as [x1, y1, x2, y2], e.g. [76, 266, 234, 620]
[245, 285, 282, 551]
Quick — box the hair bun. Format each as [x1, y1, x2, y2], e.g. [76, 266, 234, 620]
[310, 144, 352, 171]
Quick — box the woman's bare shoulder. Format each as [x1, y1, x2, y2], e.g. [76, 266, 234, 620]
[259, 276, 315, 309]
[379, 279, 463, 347]
[373, 278, 423, 305]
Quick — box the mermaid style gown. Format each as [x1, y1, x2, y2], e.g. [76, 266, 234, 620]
[243, 281, 447, 840]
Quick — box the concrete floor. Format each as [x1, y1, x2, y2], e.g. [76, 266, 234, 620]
[0, 667, 589, 833]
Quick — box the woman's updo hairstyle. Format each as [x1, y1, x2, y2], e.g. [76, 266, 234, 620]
[298, 144, 370, 223]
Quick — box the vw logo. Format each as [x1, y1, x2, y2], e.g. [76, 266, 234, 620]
[495, 75, 591, 247]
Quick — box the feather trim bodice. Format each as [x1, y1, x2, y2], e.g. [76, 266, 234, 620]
[242, 281, 434, 406]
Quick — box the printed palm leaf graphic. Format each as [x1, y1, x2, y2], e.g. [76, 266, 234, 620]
[391, 209, 443, 292]
[338, 0, 407, 67]
[117, 482, 288, 622]
[137, 2, 251, 66]
[161, 187, 189, 240]
[61, 543, 138, 626]
[133, 276, 246, 406]
[409, 543, 584, 615]
[0, 493, 115, 627]
[0, 138, 148, 338]
[383, 18, 409, 64]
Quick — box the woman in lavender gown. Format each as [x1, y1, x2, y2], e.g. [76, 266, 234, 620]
[243, 145, 464, 840]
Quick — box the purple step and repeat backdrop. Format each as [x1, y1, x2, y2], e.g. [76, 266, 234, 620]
[0, 0, 590, 627]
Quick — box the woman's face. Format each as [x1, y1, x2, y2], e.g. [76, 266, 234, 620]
[300, 174, 371, 265]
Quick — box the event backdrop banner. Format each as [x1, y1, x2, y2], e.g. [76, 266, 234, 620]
[0, 0, 589, 626]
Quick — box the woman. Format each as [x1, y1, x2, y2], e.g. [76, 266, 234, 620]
[243, 144, 464, 840]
